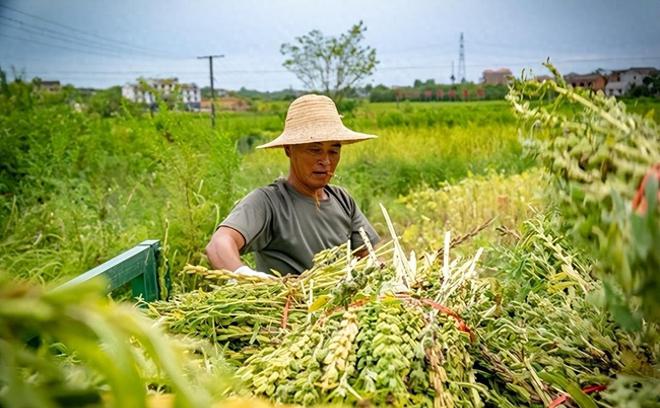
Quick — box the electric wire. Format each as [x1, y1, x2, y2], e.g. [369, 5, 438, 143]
[0, 15, 178, 59]
[0, 3, 177, 57]
[0, 32, 144, 60]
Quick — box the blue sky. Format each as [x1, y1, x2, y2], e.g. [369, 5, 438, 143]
[1, 0, 659, 91]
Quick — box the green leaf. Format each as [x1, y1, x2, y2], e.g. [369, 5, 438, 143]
[603, 280, 642, 331]
[630, 213, 651, 258]
[539, 371, 598, 408]
[308, 294, 330, 312]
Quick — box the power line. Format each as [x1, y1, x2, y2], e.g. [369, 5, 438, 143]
[548, 56, 660, 64]
[9, 52, 660, 88]
[0, 3, 177, 57]
[0, 32, 142, 60]
[0, 15, 177, 59]
[10, 52, 657, 72]
[0, 31, 187, 61]
[24, 70, 206, 75]
[12, 54, 660, 76]
[1, 19, 127, 59]
[379, 41, 455, 57]
[16, 54, 660, 80]
[375, 56, 660, 71]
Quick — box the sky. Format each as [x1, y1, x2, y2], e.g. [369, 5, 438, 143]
[1, 0, 659, 91]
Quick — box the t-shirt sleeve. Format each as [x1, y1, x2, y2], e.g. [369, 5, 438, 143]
[348, 198, 380, 251]
[219, 189, 272, 254]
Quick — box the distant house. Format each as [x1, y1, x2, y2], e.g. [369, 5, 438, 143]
[40, 80, 61, 92]
[482, 68, 512, 85]
[122, 82, 155, 106]
[564, 72, 607, 92]
[122, 78, 201, 111]
[605, 67, 658, 97]
[179, 83, 201, 111]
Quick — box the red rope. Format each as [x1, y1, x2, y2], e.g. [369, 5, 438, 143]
[416, 297, 475, 342]
[418, 298, 461, 319]
[547, 384, 607, 408]
[281, 294, 293, 329]
[321, 298, 369, 319]
[314, 293, 474, 342]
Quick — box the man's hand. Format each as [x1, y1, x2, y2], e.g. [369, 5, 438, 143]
[234, 265, 276, 280]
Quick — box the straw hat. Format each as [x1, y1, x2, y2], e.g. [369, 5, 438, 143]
[256, 94, 377, 149]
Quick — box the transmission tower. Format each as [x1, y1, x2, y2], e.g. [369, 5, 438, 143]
[458, 32, 466, 83]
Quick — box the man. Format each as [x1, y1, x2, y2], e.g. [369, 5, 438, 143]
[206, 94, 380, 279]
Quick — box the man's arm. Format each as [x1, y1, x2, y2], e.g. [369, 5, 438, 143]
[206, 226, 275, 280]
[205, 226, 246, 271]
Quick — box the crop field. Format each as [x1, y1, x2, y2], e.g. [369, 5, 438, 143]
[1, 72, 659, 407]
[0, 94, 545, 284]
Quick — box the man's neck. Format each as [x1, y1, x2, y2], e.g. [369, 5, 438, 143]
[287, 174, 327, 200]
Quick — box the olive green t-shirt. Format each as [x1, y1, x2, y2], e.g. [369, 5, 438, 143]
[220, 179, 380, 275]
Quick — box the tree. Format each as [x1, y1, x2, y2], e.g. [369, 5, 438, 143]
[88, 86, 126, 117]
[280, 21, 378, 103]
[626, 73, 660, 98]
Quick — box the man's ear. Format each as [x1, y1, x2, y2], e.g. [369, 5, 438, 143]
[284, 146, 291, 157]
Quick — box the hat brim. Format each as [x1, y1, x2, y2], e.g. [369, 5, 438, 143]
[256, 127, 377, 149]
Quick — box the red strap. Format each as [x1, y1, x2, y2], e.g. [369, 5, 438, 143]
[632, 163, 660, 215]
[547, 384, 606, 408]
[548, 394, 568, 408]
[582, 385, 607, 394]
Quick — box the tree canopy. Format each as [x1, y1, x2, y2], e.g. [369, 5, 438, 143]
[280, 21, 378, 103]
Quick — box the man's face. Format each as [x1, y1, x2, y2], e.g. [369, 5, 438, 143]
[287, 141, 342, 191]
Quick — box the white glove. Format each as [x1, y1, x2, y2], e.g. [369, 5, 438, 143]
[234, 265, 275, 280]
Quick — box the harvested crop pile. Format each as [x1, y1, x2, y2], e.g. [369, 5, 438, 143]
[148, 207, 657, 407]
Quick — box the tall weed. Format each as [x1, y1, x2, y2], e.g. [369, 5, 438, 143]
[0, 97, 239, 285]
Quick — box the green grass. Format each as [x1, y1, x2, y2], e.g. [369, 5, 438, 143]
[621, 97, 660, 122]
[1, 83, 658, 288]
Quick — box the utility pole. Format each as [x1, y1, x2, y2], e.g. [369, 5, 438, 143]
[450, 61, 455, 85]
[197, 54, 224, 128]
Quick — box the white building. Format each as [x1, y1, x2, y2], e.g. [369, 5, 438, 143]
[121, 82, 155, 105]
[121, 78, 201, 111]
[605, 67, 658, 97]
[180, 83, 201, 108]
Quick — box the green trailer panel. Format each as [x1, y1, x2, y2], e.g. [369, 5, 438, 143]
[56, 240, 166, 302]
